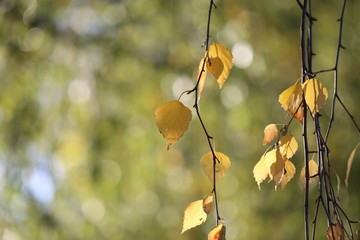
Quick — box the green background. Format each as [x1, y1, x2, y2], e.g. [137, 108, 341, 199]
[0, 0, 359, 239]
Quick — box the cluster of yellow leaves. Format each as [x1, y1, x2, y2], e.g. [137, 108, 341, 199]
[279, 78, 328, 123]
[155, 100, 192, 150]
[254, 126, 298, 190]
[198, 42, 233, 95]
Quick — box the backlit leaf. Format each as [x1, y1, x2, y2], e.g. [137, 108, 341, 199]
[263, 124, 279, 145]
[345, 142, 360, 188]
[203, 193, 213, 214]
[279, 134, 298, 159]
[253, 149, 285, 190]
[300, 159, 319, 187]
[207, 42, 233, 89]
[155, 100, 192, 150]
[181, 200, 207, 234]
[278, 81, 304, 123]
[200, 152, 231, 183]
[281, 160, 296, 191]
[208, 224, 226, 240]
[326, 223, 345, 240]
[303, 78, 328, 116]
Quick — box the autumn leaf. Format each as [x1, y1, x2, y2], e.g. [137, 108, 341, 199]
[200, 152, 231, 183]
[155, 100, 192, 150]
[253, 149, 285, 190]
[197, 57, 208, 96]
[208, 224, 226, 240]
[278, 81, 304, 123]
[300, 159, 319, 187]
[203, 193, 213, 214]
[279, 134, 298, 159]
[181, 200, 207, 234]
[303, 78, 328, 116]
[207, 42, 233, 89]
[345, 142, 360, 188]
[281, 160, 296, 190]
[263, 124, 279, 145]
[326, 223, 345, 240]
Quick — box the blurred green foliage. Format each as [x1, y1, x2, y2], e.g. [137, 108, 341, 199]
[0, 0, 359, 239]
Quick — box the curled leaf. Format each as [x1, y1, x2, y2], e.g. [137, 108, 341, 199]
[303, 78, 328, 116]
[326, 223, 344, 240]
[345, 142, 360, 188]
[202, 193, 214, 214]
[207, 42, 233, 89]
[200, 152, 231, 183]
[300, 159, 319, 188]
[263, 124, 279, 145]
[181, 200, 207, 234]
[155, 100, 192, 150]
[281, 160, 296, 191]
[208, 224, 226, 240]
[279, 134, 298, 159]
[278, 81, 304, 123]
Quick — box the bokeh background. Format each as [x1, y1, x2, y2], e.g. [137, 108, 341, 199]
[0, 0, 359, 239]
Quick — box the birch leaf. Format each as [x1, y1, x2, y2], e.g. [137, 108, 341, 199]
[253, 154, 268, 190]
[345, 142, 360, 188]
[278, 81, 304, 123]
[263, 124, 279, 145]
[207, 42, 233, 89]
[197, 57, 208, 96]
[203, 193, 213, 214]
[200, 152, 231, 183]
[326, 223, 345, 240]
[279, 134, 298, 159]
[208, 224, 226, 240]
[281, 160, 296, 190]
[300, 160, 319, 187]
[303, 78, 328, 116]
[181, 200, 207, 234]
[155, 100, 192, 150]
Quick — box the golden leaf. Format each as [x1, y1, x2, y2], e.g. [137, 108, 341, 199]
[253, 149, 285, 190]
[345, 142, 360, 188]
[207, 42, 233, 89]
[181, 200, 207, 234]
[281, 160, 296, 191]
[278, 81, 304, 123]
[197, 57, 208, 96]
[263, 124, 279, 146]
[300, 159, 319, 187]
[200, 152, 231, 183]
[279, 134, 298, 159]
[208, 224, 226, 240]
[303, 78, 328, 116]
[326, 223, 345, 240]
[154, 100, 192, 150]
[203, 193, 213, 214]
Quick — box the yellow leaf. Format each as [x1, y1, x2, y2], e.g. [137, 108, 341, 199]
[281, 160, 296, 190]
[197, 57, 208, 96]
[326, 223, 345, 240]
[200, 152, 231, 183]
[155, 100, 192, 150]
[208, 224, 226, 240]
[263, 124, 279, 145]
[300, 159, 319, 187]
[253, 149, 285, 190]
[345, 142, 360, 188]
[207, 42, 233, 89]
[278, 81, 304, 123]
[181, 200, 207, 234]
[279, 134, 298, 159]
[202, 193, 213, 214]
[253, 154, 268, 190]
[303, 78, 328, 116]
